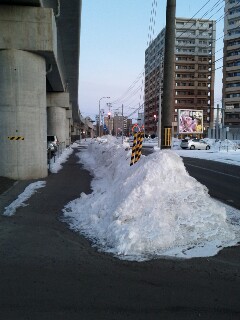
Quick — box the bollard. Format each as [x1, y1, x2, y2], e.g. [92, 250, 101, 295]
[47, 149, 51, 170]
[135, 132, 144, 163]
[130, 133, 138, 166]
[130, 132, 144, 166]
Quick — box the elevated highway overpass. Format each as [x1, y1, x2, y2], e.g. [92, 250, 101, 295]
[0, 0, 82, 179]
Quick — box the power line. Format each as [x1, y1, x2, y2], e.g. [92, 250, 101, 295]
[111, 70, 144, 105]
[112, 0, 158, 111]
[175, 0, 240, 53]
[175, 0, 218, 41]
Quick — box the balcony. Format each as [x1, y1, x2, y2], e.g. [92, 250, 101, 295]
[225, 96, 240, 103]
[176, 23, 197, 30]
[225, 107, 240, 113]
[226, 24, 240, 32]
[175, 68, 196, 73]
[225, 33, 240, 41]
[226, 75, 240, 82]
[175, 59, 195, 64]
[175, 85, 195, 90]
[197, 33, 213, 39]
[226, 65, 240, 72]
[176, 33, 196, 38]
[225, 118, 240, 124]
[227, 11, 240, 20]
[226, 55, 240, 62]
[176, 43, 196, 48]
[225, 86, 240, 92]
[226, 43, 240, 51]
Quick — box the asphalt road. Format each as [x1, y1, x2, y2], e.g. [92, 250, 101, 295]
[0, 146, 239, 319]
[182, 157, 240, 210]
[142, 147, 240, 210]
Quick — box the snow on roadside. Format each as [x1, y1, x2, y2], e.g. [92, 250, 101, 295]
[3, 181, 46, 216]
[49, 144, 76, 173]
[62, 136, 240, 261]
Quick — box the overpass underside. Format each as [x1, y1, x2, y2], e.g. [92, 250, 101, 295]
[0, 0, 81, 179]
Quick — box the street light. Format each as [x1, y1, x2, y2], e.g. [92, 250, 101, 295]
[99, 96, 110, 136]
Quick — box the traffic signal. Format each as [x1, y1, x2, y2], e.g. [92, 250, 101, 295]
[108, 112, 111, 119]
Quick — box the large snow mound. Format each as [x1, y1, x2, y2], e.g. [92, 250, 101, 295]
[63, 137, 240, 261]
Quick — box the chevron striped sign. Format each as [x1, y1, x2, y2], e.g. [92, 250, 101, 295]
[8, 136, 24, 141]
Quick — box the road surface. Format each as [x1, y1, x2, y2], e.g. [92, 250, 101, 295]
[0, 146, 239, 319]
[142, 147, 240, 210]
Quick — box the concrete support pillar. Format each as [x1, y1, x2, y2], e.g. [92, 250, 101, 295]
[66, 109, 72, 146]
[47, 93, 70, 145]
[0, 49, 47, 179]
[47, 106, 66, 143]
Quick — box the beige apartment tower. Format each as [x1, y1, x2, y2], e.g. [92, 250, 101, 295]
[144, 17, 216, 136]
[223, 0, 240, 127]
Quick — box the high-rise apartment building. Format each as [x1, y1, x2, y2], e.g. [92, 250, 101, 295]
[144, 17, 216, 136]
[145, 28, 165, 136]
[223, 0, 240, 127]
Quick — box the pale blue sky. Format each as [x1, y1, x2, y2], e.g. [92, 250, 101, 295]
[79, 0, 224, 120]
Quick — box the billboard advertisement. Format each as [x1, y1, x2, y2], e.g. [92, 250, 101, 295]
[178, 109, 203, 134]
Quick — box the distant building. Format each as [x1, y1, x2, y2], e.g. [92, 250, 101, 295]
[127, 118, 133, 136]
[113, 113, 132, 136]
[222, 0, 240, 127]
[103, 116, 114, 134]
[144, 17, 216, 136]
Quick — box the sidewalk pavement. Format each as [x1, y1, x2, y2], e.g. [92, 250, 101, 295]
[0, 176, 16, 195]
[0, 145, 240, 320]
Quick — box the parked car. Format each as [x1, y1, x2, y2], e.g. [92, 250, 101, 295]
[180, 138, 210, 150]
[47, 135, 59, 153]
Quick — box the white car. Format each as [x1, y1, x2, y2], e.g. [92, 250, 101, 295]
[47, 135, 59, 152]
[180, 138, 210, 150]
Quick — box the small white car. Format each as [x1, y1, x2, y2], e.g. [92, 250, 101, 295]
[180, 138, 210, 150]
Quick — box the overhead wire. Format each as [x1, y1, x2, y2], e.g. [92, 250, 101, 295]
[110, 70, 144, 104]
[175, 0, 238, 54]
[112, 0, 158, 118]
[175, 0, 224, 55]
[144, 0, 228, 126]
[115, 0, 235, 120]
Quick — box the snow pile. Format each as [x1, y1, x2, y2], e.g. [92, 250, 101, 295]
[49, 145, 75, 173]
[3, 181, 46, 216]
[63, 137, 239, 260]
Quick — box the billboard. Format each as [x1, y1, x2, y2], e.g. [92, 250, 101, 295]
[178, 109, 203, 134]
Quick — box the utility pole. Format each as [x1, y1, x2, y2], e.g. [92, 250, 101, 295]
[216, 104, 220, 140]
[98, 96, 110, 137]
[161, 0, 176, 148]
[107, 103, 111, 134]
[221, 98, 225, 128]
[157, 55, 163, 149]
[122, 104, 124, 143]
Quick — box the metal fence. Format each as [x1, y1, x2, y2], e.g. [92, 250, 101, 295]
[208, 127, 240, 141]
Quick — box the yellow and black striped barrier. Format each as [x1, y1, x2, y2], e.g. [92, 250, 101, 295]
[135, 132, 144, 163]
[130, 133, 138, 166]
[8, 136, 24, 140]
[130, 132, 144, 166]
